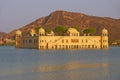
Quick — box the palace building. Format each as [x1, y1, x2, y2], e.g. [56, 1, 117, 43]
[15, 27, 108, 49]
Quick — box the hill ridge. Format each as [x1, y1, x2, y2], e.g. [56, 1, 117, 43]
[6, 10, 120, 40]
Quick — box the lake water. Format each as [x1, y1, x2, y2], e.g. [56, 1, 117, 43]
[0, 46, 120, 80]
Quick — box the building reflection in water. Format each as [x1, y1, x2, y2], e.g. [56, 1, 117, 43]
[32, 62, 109, 80]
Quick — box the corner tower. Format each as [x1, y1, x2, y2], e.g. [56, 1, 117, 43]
[39, 28, 45, 36]
[16, 30, 22, 48]
[101, 28, 108, 48]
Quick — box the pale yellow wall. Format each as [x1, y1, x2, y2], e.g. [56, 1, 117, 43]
[38, 36, 102, 49]
[17, 35, 108, 49]
[101, 36, 108, 48]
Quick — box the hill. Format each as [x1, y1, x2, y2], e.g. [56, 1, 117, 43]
[6, 10, 120, 40]
[0, 32, 7, 37]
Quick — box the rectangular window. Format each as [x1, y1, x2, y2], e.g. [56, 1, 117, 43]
[62, 40, 64, 43]
[71, 39, 73, 43]
[23, 40, 24, 43]
[36, 40, 38, 43]
[76, 39, 79, 43]
[26, 40, 27, 43]
[33, 39, 37, 44]
[71, 39, 79, 43]
[82, 40, 84, 43]
[66, 40, 68, 43]
[29, 39, 32, 43]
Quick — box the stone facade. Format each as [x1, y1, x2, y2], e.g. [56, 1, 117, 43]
[15, 28, 108, 49]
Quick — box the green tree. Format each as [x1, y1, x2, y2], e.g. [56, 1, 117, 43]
[54, 25, 67, 36]
[35, 26, 43, 32]
[44, 27, 51, 34]
[83, 27, 96, 35]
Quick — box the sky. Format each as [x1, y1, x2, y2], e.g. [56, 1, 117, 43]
[0, 0, 120, 33]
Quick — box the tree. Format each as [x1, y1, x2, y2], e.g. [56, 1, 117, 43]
[54, 25, 67, 36]
[44, 27, 51, 34]
[83, 27, 96, 35]
[35, 26, 43, 32]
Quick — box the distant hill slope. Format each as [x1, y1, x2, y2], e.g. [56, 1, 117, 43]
[0, 32, 7, 37]
[7, 10, 120, 40]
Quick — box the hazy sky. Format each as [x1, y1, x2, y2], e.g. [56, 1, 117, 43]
[0, 0, 120, 33]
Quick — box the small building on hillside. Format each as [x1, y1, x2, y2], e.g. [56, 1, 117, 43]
[15, 27, 108, 49]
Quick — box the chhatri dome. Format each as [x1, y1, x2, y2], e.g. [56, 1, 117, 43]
[102, 28, 108, 34]
[39, 27, 45, 33]
[67, 28, 79, 33]
[50, 31, 54, 34]
[31, 29, 36, 33]
[16, 30, 22, 35]
[67, 28, 79, 36]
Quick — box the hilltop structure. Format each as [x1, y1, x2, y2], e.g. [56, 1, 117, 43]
[15, 27, 108, 49]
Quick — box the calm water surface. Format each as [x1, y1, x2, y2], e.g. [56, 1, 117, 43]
[0, 46, 120, 80]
